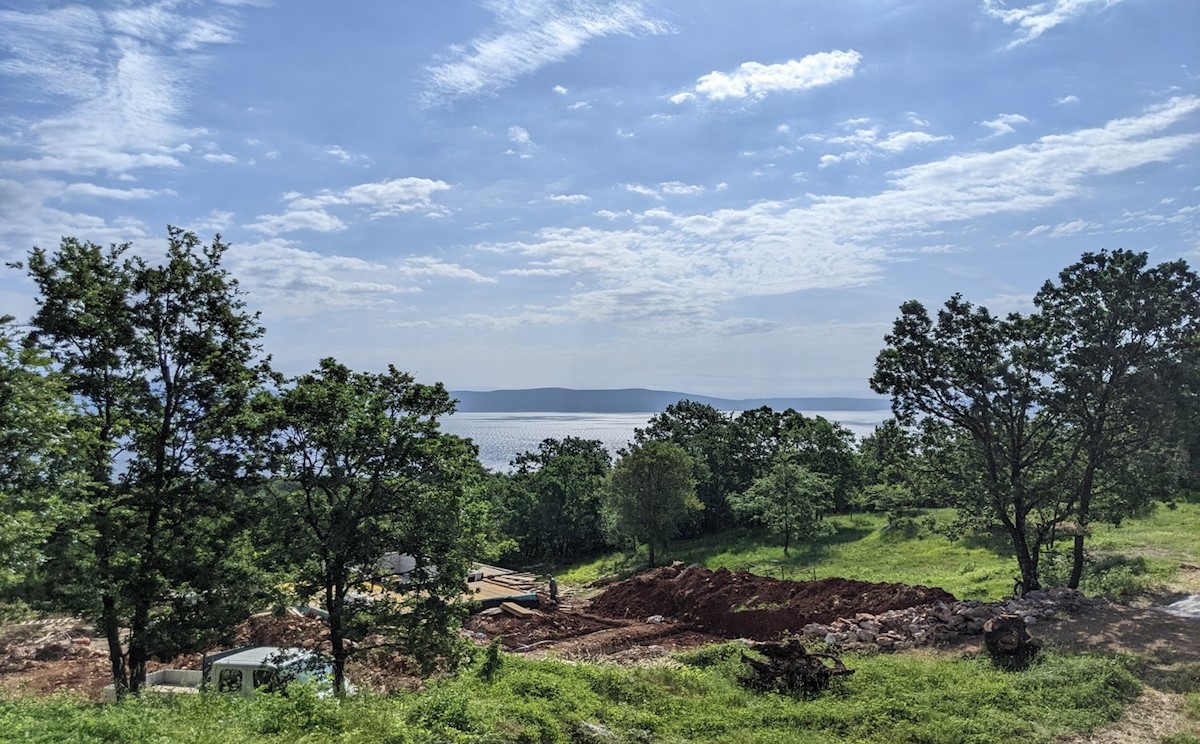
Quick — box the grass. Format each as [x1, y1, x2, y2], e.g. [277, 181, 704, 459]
[558, 503, 1200, 601]
[0, 648, 1141, 743]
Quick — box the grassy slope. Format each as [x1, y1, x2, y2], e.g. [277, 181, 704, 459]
[4, 505, 1194, 742]
[0, 649, 1141, 743]
[559, 503, 1200, 601]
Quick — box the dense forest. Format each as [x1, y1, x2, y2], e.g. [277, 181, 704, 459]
[2, 229, 1198, 698]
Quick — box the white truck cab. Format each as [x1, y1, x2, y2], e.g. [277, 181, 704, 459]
[104, 645, 345, 701]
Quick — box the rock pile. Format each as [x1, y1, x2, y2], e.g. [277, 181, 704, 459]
[798, 587, 1100, 651]
[0, 627, 103, 673]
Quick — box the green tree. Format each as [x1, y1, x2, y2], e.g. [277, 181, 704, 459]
[495, 437, 610, 561]
[17, 229, 274, 695]
[0, 316, 84, 591]
[634, 401, 737, 534]
[603, 440, 700, 567]
[729, 455, 833, 555]
[779, 412, 860, 512]
[265, 359, 489, 694]
[871, 296, 1066, 592]
[1034, 250, 1200, 587]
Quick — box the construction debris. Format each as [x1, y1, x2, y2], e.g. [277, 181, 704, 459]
[739, 637, 854, 695]
[983, 613, 1041, 670]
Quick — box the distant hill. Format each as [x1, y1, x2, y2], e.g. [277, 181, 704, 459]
[449, 387, 891, 414]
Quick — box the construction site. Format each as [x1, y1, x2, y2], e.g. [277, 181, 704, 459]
[4, 563, 1199, 700]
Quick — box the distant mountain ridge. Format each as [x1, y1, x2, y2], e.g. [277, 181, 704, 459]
[449, 387, 891, 413]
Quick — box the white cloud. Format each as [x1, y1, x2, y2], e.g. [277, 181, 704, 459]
[1047, 218, 1101, 237]
[247, 209, 348, 235]
[659, 181, 706, 195]
[623, 183, 661, 199]
[981, 113, 1029, 136]
[61, 183, 162, 200]
[813, 124, 951, 167]
[423, 0, 672, 104]
[877, 131, 950, 153]
[552, 84, 568, 95]
[683, 50, 862, 102]
[326, 145, 368, 164]
[982, 0, 1124, 48]
[508, 126, 532, 145]
[227, 240, 493, 316]
[567, 100, 592, 110]
[615, 128, 636, 138]
[0, 2, 255, 176]
[1057, 94, 1081, 105]
[249, 177, 452, 235]
[203, 152, 239, 164]
[548, 193, 591, 203]
[475, 97, 1200, 325]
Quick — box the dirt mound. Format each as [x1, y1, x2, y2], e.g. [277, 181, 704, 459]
[231, 612, 329, 651]
[589, 565, 956, 641]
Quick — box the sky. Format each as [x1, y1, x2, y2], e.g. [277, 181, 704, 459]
[1, 0, 1198, 398]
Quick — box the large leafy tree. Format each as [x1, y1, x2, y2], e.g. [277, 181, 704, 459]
[778, 412, 860, 512]
[1034, 250, 1200, 587]
[603, 440, 700, 567]
[729, 455, 833, 556]
[871, 296, 1066, 591]
[634, 401, 737, 534]
[495, 437, 610, 561]
[872, 250, 1200, 593]
[265, 359, 489, 694]
[17, 229, 274, 695]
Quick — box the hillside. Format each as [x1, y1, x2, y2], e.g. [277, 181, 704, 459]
[449, 387, 891, 413]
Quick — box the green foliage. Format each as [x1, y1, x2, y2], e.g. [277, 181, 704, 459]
[634, 401, 740, 534]
[1040, 551, 1156, 599]
[478, 637, 505, 682]
[264, 358, 490, 690]
[1185, 692, 1200, 720]
[491, 437, 610, 562]
[0, 316, 84, 592]
[603, 440, 701, 567]
[872, 250, 1200, 593]
[15, 228, 275, 694]
[729, 455, 834, 555]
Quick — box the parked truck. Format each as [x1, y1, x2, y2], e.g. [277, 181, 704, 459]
[104, 646, 344, 702]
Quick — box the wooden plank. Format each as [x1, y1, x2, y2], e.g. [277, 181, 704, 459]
[500, 601, 536, 618]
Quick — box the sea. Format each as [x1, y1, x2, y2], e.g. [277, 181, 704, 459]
[438, 410, 890, 473]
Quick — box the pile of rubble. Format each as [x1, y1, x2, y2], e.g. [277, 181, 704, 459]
[798, 587, 1102, 651]
[0, 618, 104, 674]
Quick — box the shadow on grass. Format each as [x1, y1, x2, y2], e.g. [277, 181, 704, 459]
[958, 527, 1017, 557]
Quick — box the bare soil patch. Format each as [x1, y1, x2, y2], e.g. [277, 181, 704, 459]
[587, 564, 956, 640]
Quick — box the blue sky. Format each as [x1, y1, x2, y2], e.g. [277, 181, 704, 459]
[1, 0, 1198, 397]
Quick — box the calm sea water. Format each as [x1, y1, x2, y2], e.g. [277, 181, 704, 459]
[438, 411, 889, 473]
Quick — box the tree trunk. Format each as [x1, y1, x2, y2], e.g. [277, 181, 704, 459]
[101, 594, 127, 698]
[1006, 520, 1041, 593]
[783, 529, 791, 557]
[648, 541, 656, 568]
[327, 583, 348, 697]
[127, 598, 151, 693]
[1068, 464, 1096, 589]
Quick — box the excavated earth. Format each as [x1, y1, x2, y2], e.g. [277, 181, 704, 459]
[587, 564, 957, 640]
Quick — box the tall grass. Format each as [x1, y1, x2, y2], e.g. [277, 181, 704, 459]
[0, 648, 1141, 743]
